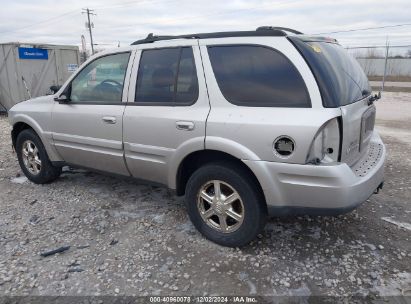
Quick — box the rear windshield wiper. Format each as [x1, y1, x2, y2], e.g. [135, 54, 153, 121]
[367, 91, 381, 105]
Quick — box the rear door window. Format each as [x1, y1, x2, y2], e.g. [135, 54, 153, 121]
[207, 45, 310, 107]
[135, 47, 198, 105]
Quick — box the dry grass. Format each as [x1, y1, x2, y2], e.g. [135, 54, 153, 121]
[368, 75, 411, 82]
[371, 86, 411, 93]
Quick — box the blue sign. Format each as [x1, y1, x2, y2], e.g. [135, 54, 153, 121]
[18, 47, 48, 60]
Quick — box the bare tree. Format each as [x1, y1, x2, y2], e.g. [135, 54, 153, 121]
[365, 48, 382, 59]
[350, 49, 364, 59]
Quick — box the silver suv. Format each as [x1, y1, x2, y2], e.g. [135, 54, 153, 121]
[8, 27, 385, 247]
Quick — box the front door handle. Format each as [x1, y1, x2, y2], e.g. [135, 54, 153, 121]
[102, 116, 117, 124]
[176, 121, 195, 131]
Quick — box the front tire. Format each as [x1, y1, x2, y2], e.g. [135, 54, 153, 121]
[16, 129, 61, 184]
[185, 163, 267, 247]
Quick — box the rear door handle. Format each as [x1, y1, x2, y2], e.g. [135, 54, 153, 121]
[176, 121, 195, 131]
[102, 116, 117, 124]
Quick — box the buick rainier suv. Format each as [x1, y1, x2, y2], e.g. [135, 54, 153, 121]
[9, 27, 385, 247]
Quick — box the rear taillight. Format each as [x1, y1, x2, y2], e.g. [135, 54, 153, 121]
[306, 118, 341, 164]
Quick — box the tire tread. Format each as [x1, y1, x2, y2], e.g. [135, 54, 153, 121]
[185, 162, 266, 247]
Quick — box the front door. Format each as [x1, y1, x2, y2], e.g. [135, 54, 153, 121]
[51, 52, 133, 175]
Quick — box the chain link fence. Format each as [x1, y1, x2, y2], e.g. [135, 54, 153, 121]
[347, 45, 411, 91]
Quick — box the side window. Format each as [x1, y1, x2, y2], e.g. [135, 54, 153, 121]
[135, 47, 198, 105]
[70, 52, 130, 103]
[176, 48, 199, 103]
[207, 45, 310, 107]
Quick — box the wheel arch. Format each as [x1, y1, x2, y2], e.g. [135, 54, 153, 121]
[175, 149, 266, 204]
[10, 115, 62, 162]
[11, 121, 34, 149]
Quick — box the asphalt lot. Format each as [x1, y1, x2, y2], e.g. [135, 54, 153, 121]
[0, 92, 410, 298]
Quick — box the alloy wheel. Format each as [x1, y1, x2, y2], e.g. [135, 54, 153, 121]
[197, 180, 244, 233]
[22, 140, 42, 175]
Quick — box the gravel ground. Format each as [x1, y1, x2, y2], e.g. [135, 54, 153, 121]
[0, 92, 410, 298]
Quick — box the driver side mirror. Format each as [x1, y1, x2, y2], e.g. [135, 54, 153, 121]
[54, 94, 69, 103]
[54, 85, 71, 103]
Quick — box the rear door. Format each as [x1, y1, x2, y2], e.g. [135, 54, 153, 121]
[51, 52, 133, 175]
[323, 43, 376, 166]
[289, 37, 375, 165]
[123, 42, 210, 185]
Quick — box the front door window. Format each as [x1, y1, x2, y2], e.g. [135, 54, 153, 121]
[70, 53, 130, 103]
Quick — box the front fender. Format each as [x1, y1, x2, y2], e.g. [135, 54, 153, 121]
[9, 114, 62, 162]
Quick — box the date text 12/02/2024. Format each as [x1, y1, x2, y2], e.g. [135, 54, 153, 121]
[149, 296, 258, 303]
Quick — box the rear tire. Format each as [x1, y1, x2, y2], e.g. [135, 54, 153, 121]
[16, 129, 61, 184]
[185, 162, 267, 247]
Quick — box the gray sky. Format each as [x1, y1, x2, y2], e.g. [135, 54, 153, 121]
[1, 0, 410, 53]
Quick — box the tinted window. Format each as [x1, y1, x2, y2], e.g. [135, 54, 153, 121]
[289, 37, 371, 107]
[70, 53, 130, 103]
[176, 48, 199, 103]
[207, 45, 310, 107]
[135, 47, 198, 104]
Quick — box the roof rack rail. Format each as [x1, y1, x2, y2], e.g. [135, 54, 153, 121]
[256, 26, 303, 35]
[131, 27, 302, 45]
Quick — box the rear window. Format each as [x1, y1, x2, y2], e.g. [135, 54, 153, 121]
[207, 45, 311, 107]
[289, 37, 371, 107]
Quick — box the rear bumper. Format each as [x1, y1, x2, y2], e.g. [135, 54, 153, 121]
[243, 131, 386, 216]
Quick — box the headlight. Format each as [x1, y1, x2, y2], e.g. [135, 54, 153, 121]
[306, 118, 341, 164]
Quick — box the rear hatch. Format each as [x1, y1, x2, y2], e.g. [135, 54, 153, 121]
[289, 36, 375, 166]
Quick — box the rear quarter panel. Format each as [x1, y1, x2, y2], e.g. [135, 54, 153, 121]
[200, 37, 340, 163]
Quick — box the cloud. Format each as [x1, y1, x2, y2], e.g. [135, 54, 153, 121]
[0, 0, 410, 52]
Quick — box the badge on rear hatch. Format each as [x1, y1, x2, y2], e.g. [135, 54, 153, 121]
[309, 43, 322, 53]
[360, 107, 376, 151]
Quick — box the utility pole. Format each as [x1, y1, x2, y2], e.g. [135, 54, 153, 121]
[382, 36, 390, 93]
[82, 8, 96, 55]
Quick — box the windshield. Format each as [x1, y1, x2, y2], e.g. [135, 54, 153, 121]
[289, 37, 371, 107]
